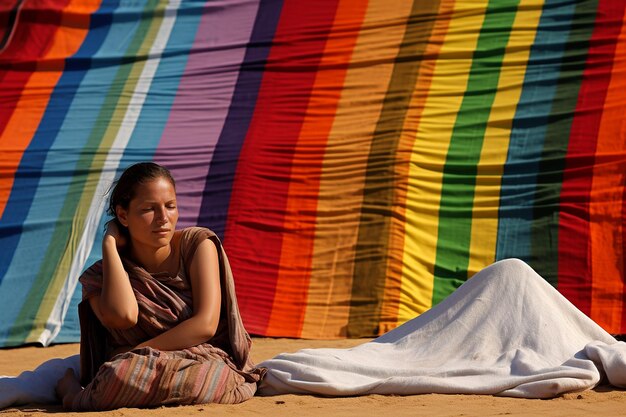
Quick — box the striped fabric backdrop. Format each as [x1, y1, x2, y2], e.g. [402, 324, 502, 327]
[1, 0, 625, 347]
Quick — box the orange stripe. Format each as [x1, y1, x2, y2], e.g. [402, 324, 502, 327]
[265, 0, 369, 336]
[379, 0, 456, 333]
[300, 0, 416, 338]
[589, 13, 626, 331]
[0, 0, 100, 219]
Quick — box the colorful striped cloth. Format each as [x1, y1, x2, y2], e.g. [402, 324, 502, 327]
[0, 0, 625, 347]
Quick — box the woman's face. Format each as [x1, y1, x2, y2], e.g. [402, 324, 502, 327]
[117, 176, 179, 250]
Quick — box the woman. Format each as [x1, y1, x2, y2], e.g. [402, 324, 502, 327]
[55, 162, 264, 410]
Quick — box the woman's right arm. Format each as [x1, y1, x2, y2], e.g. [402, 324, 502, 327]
[89, 223, 138, 329]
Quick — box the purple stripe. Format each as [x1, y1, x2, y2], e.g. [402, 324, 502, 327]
[154, 0, 260, 227]
[197, 0, 284, 238]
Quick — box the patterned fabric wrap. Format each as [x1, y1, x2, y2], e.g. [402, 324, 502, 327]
[75, 227, 264, 410]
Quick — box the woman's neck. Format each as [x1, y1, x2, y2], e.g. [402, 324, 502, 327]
[130, 243, 174, 273]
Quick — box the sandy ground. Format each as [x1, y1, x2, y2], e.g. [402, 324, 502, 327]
[1, 338, 625, 417]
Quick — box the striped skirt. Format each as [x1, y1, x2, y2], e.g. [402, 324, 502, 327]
[72, 344, 260, 410]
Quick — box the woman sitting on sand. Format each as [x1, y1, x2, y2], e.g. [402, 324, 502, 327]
[55, 162, 264, 410]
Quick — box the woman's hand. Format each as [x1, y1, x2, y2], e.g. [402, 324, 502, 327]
[104, 220, 127, 250]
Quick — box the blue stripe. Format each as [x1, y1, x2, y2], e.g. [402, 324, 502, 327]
[495, 0, 577, 262]
[0, 1, 122, 344]
[57, 2, 206, 342]
[197, 0, 284, 239]
[118, 1, 207, 164]
[83, 1, 207, 271]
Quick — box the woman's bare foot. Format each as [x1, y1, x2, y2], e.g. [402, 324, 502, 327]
[55, 368, 82, 410]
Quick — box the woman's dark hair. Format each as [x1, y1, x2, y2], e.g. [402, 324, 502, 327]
[106, 162, 176, 233]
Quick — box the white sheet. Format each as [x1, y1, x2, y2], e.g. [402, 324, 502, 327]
[0, 354, 79, 408]
[257, 259, 626, 398]
[2, 259, 625, 408]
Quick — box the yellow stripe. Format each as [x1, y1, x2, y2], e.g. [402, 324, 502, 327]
[398, 0, 489, 323]
[379, 0, 455, 333]
[467, 0, 545, 277]
[301, 0, 415, 338]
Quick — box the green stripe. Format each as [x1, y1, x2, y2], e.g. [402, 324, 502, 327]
[529, 0, 598, 284]
[9, 0, 165, 344]
[431, 0, 520, 305]
[347, 0, 442, 337]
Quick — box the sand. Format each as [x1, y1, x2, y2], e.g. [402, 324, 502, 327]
[1, 338, 625, 417]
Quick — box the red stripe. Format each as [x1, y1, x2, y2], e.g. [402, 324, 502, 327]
[0, 0, 70, 138]
[557, 0, 625, 315]
[622, 175, 626, 333]
[0, 1, 21, 52]
[224, 0, 341, 335]
[266, 0, 369, 337]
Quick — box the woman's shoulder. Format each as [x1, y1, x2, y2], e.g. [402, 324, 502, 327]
[177, 227, 220, 267]
[177, 227, 218, 249]
[178, 226, 216, 240]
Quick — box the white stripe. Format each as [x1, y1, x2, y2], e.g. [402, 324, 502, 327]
[39, 0, 182, 346]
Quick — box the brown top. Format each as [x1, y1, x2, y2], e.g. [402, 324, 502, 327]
[77, 227, 259, 385]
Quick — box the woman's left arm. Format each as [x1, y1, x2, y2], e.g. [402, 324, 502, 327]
[135, 238, 222, 351]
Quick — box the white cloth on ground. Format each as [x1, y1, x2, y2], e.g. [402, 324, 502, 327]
[0, 354, 79, 408]
[257, 259, 626, 398]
